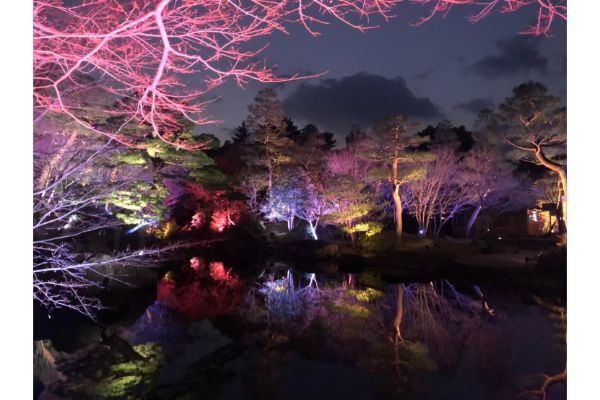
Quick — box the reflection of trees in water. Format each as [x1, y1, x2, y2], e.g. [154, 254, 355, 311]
[243, 272, 501, 372]
[397, 280, 496, 370]
[516, 297, 566, 400]
[388, 281, 527, 400]
[221, 269, 566, 399]
[244, 270, 323, 332]
[156, 258, 244, 320]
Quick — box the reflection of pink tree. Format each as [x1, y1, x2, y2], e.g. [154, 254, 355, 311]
[157, 259, 242, 319]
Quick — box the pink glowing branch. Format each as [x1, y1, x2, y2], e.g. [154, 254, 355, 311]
[410, 0, 566, 36]
[34, 1, 565, 150]
[34, 0, 400, 149]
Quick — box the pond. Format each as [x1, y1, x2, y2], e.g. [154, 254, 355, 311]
[34, 256, 566, 400]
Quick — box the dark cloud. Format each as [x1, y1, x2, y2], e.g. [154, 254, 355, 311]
[411, 69, 434, 81]
[454, 97, 495, 114]
[469, 37, 548, 79]
[283, 72, 441, 133]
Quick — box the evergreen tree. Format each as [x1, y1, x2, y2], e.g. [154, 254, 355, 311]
[232, 121, 251, 144]
[356, 114, 431, 240]
[475, 82, 567, 237]
[245, 88, 295, 204]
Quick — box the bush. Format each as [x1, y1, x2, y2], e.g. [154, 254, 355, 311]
[359, 231, 396, 254]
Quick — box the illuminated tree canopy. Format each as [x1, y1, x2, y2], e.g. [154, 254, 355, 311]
[34, 0, 565, 149]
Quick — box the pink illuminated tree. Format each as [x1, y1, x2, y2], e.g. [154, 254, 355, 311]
[32, 0, 566, 317]
[33, 0, 399, 149]
[412, 0, 566, 36]
[34, 0, 565, 149]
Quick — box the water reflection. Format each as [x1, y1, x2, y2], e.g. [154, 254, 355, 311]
[156, 257, 244, 320]
[43, 258, 566, 400]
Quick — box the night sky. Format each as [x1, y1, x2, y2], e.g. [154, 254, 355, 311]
[198, 4, 566, 144]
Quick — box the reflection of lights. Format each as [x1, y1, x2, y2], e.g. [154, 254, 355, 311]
[497, 236, 502, 240]
[275, 283, 287, 292]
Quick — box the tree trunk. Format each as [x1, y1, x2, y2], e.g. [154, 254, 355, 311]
[308, 220, 318, 240]
[394, 284, 404, 343]
[392, 183, 403, 240]
[435, 213, 453, 236]
[348, 220, 356, 247]
[466, 204, 482, 238]
[558, 171, 567, 238]
[534, 149, 567, 240]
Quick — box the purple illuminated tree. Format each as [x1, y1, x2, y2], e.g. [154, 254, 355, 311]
[297, 178, 336, 240]
[403, 147, 471, 237]
[261, 170, 305, 231]
[323, 150, 378, 246]
[33, 120, 207, 318]
[458, 146, 537, 239]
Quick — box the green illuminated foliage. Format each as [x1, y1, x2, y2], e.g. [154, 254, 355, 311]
[399, 341, 437, 371]
[335, 303, 371, 318]
[345, 221, 383, 236]
[154, 220, 178, 240]
[104, 131, 228, 229]
[189, 167, 228, 186]
[76, 343, 164, 399]
[107, 180, 169, 225]
[324, 176, 379, 238]
[110, 153, 148, 165]
[348, 288, 384, 302]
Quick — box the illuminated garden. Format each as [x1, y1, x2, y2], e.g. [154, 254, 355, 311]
[33, 1, 567, 399]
